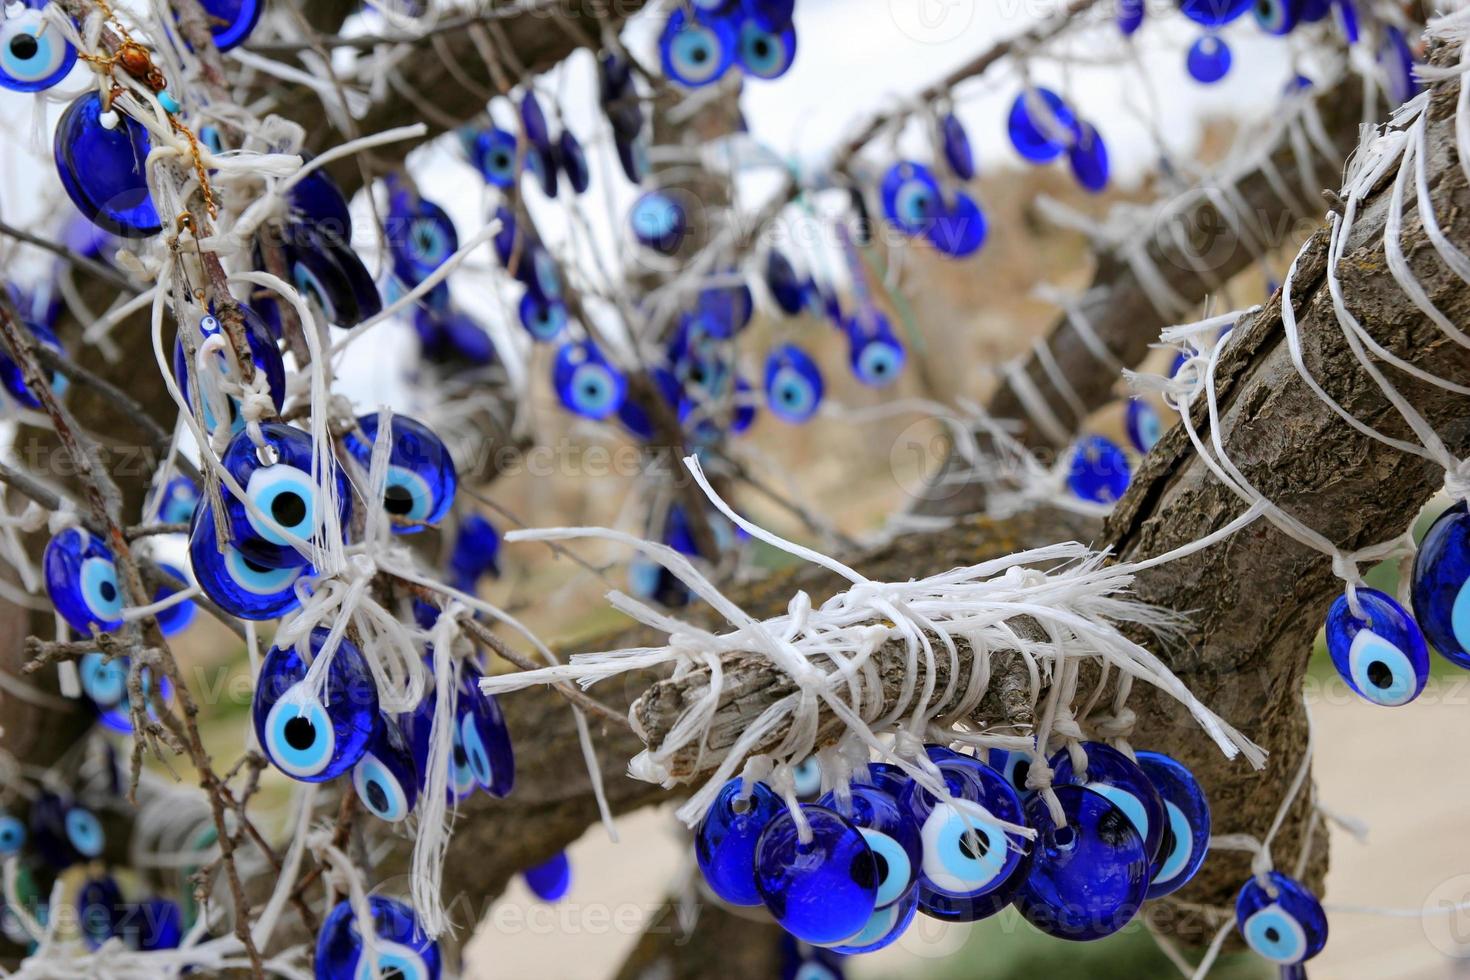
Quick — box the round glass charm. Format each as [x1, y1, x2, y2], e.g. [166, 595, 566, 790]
[353, 713, 421, 823]
[630, 190, 688, 255]
[554, 339, 627, 420]
[754, 804, 878, 945]
[1187, 34, 1233, 83]
[879, 162, 940, 235]
[986, 748, 1038, 801]
[940, 112, 976, 181]
[817, 784, 922, 911]
[1068, 122, 1110, 192]
[695, 778, 783, 906]
[1014, 784, 1149, 940]
[1126, 398, 1164, 453]
[0, 810, 26, 856]
[456, 662, 516, 798]
[764, 249, 810, 316]
[54, 92, 162, 237]
[1067, 435, 1130, 503]
[387, 190, 460, 288]
[659, 7, 736, 89]
[29, 792, 104, 870]
[1411, 501, 1470, 668]
[172, 308, 286, 436]
[764, 344, 824, 424]
[737, 16, 796, 80]
[1007, 88, 1080, 164]
[524, 851, 572, 902]
[342, 414, 458, 533]
[846, 315, 906, 388]
[0, 1, 77, 92]
[1325, 587, 1429, 706]
[828, 886, 917, 954]
[188, 503, 310, 621]
[252, 628, 378, 782]
[925, 191, 987, 258]
[220, 423, 351, 569]
[0, 319, 67, 408]
[1049, 742, 1167, 863]
[195, 0, 264, 52]
[44, 527, 125, 635]
[1235, 871, 1328, 965]
[315, 895, 442, 980]
[1134, 751, 1211, 899]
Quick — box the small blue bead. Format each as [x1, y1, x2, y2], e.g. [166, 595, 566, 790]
[986, 747, 1039, 800]
[659, 8, 737, 89]
[342, 414, 457, 533]
[630, 190, 689, 254]
[523, 851, 572, 902]
[353, 713, 421, 823]
[754, 803, 878, 945]
[940, 112, 976, 181]
[456, 661, 516, 798]
[1067, 434, 1131, 503]
[1134, 751, 1212, 899]
[1126, 398, 1164, 453]
[29, 792, 103, 871]
[315, 896, 442, 980]
[1187, 35, 1233, 83]
[1412, 502, 1470, 669]
[252, 628, 378, 782]
[44, 527, 125, 635]
[195, 0, 265, 51]
[925, 191, 988, 258]
[127, 897, 183, 950]
[172, 306, 286, 435]
[0, 811, 27, 856]
[737, 16, 797, 80]
[845, 313, 906, 389]
[78, 876, 124, 949]
[1326, 587, 1430, 705]
[1235, 871, 1328, 965]
[1068, 121, 1110, 192]
[0, 319, 67, 408]
[695, 778, 783, 905]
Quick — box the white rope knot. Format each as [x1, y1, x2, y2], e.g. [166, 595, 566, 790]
[1091, 706, 1137, 741]
[1445, 458, 1470, 502]
[46, 506, 78, 536]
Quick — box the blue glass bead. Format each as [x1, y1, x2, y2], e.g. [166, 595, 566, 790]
[764, 344, 824, 424]
[1380, 25, 1418, 106]
[448, 514, 500, 590]
[1335, 0, 1358, 43]
[616, 131, 648, 184]
[289, 154, 353, 242]
[660, 8, 736, 88]
[925, 191, 987, 258]
[879, 162, 940, 235]
[78, 876, 124, 949]
[44, 527, 125, 635]
[55, 93, 161, 237]
[191, 0, 264, 51]
[252, 628, 378, 782]
[95, 661, 172, 735]
[1187, 34, 1233, 83]
[737, 15, 797, 80]
[353, 713, 421, 823]
[1007, 88, 1080, 164]
[403, 683, 478, 803]
[1118, 0, 1145, 33]
[29, 792, 103, 870]
[696, 281, 754, 338]
[316, 896, 442, 980]
[456, 661, 515, 798]
[940, 112, 975, 180]
[387, 190, 460, 288]
[554, 339, 627, 421]
[524, 851, 572, 902]
[1254, 0, 1302, 34]
[764, 249, 810, 316]
[1049, 741, 1167, 863]
[520, 90, 552, 152]
[0, 319, 67, 408]
[828, 886, 916, 954]
[628, 553, 693, 607]
[1068, 121, 1110, 192]
[1126, 398, 1164, 453]
[845, 314, 905, 388]
[126, 897, 183, 951]
[526, 144, 560, 198]
[468, 126, 518, 187]
[518, 290, 569, 342]
[155, 475, 200, 525]
[281, 224, 383, 327]
[0, 810, 26, 856]
[1235, 872, 1327, 965]
[342, 413, 457, 533]
[1411, 501, 1470, 668]
[152, 562, 197, 637]
[789, 754, 824, 798]
[79, 650, 126, 712]
[172, 308, 287, 435]
[1325, 587, 1429, 705]
[900, 753, 1029, 922]
[0, 2, 76, 92]
[695, 779, 783, 905]
[860, 761, 911, 799]
[817, 785, 921, 910]
[1135, 751, 1211, 899]
[630, 190, 688, 255]
[1014, 784, 1148, 940]
[743, 0, 794, 31]
[755, 804, 878, 945]
[188, 503, 310, 620]
[986, 747, 1038, 801]
[557, 130, 591, 194]
[1067, 434, 1130, 503]
[1178, 0, 1253, 25]
[220, 423, 352, 569]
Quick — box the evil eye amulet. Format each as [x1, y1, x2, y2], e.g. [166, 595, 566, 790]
[1007, 87, 1080, 164]
[900, 753, 1030, 922]
[124, 896, 183, 951]
[469, 127, 518, 187]
[44, 528, 125, 635]
[353, 713, 421, 823]
[554, 340, 626, 420]
[880, 162, 940, 235]
[524, 851, 572, 902]
[95, 660, 172, 736]
[519, 290, 569, 342]
[0, 319, 67, 408]
[388, 194, 459, 287]
[1, 2, 76, 92]
[196, 0, 264, 51]
[816, 784, 921, 910]
[1178, 0, 1253, 25]
[252, 628, 379, 783]
[846, 318, 906, 388]
[630, 190, 688, 255]
[557, 130, 591, 194]
[188, 503, 310, 621]
[693, 775, 787, 910]
[1411, 501, 1470, 669]
[404, 685, 478, 803]
[659, 8, 736, 88]
[1187, 34, 1233, 84]
[1067, 434, 1130, 503]
[154, 475, 200, 525]
[342, 413, 457, 532]
[1326, 587, 1429, 706]
[924, 191, 987, 258]
[764, 249, 810, 315]
[737, 15, 796, 80]
[78, 876, 125, 949]
[940, 112, 976, 181]
[1068, 121, 1110, 192]
[1134, 751, 1211, 899]
[1126, 398, 1164, 453]
[1235, 871, 1327, 965]
[1049, 741, 1168, 863]
[0, 810, 25, 856]
[986, 748, 1038, 801]
[456, 662, 516, 797]
[220, 423, 352, 569]
[55, 92, 162, 237]
[1254, 0, 1302, 34]
[754, 804, 878, 945]
[315, 896, 442, 980]
[172, 308, 286, 435]
[764, 344, 824, 424]
[29, 792, 104, 870]
[1014, 784, 1149, 940]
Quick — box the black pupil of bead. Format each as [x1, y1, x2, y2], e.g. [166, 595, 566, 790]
[366, 779, 389, 813]
[1367, 660, 1393, 689]
[272, 492, 307, 527]
[1264, 926, 1280, 943]
[581, 381, 601, 399]
[781, 387, 798, 404]
[871, 852, 889, 884]
[11, 34, 38, 60]
[1159, 822, 1178, 861]
[383, 484, 416, 515]
[243, 555, 273, 574]
[454, 744, 468, 767]
[872, 360, 887, 374]
[691, 46, 708, 63]
[98, 581, 117, 603]
[1012, 760, 1031, 790]
[382, 969, 406, 980]
[753, 39, 770, 57]
[959, 829, 989, 861]
[849, 851, 877, 889]
[494, 153, 510, 168]
[284, 716, 316, 750]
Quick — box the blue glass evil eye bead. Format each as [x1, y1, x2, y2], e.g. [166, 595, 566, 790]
[554, 339, 626, 420]
[925, 191, 987, 258]
[388, 193, 459, 288]
[1068, 434, 1130, 503]
[524, 851, 572, 902]
[1235, 872, 1327, 966]
[252, 628, 378, 782]
[695, 780, 783, 905]
[448, 513, 500, 589]
[0, 319, 67, 408]
[155, 475, 200, 525]
[817, 785, 921, 911]
[764, 344, 824, 424]
[456, 662, 515, 797]
[1118, 0, 1145, 33]
[55, 93, 162, 238]
[78, 875, 125, 949]
[282, 225, 382, 327]
[738, 16, 796, 80]
[173, 309, 287, 434]
[1178, 0, 1253, 25]
[764, 249, 810, 315]
[520, 90, 552, 151]
[1380, 25, 1418, 107]
[986, 748, 1038, 801]
[1068, 121, 1110, 192]
[316, 896, 442, 980]
[1007, 88, 1080, 164]
[755, 804, 878, 945]
[1126, 397, 1164, 453]
[1187, 34, 1233, 83]
[743, 0, 794, 31]
[1015, 784, 1148, 940]
[469, 126, 518, 187]
[900, 754, 1029, 922]
[1049, 741, 1168, 863]
[880, 161, 940, 235]
[188, 504, 309, 620]
[0, 2, 76, 92]
[1325, 587, 1429, 706]
[196, 0, 264, 51]
[557, 130, 591, 195]
[95, 659, 172, 735]
[1134, 751, 1211, 899]
[152, 562, 197, 637]
[342, 414, 457, 533]
[1254, 0, 1302, 34]
[124, 896, 183, 951]
[630, 190, 688, 255]
[845, 316, 906, 388]
[30, 792, 104, 870]
[0, 811, 26, 856]
[660, 8, 736, 88]
[220, 423, 351, 569]
[519, 290, 569, 342]
[940, 112, 976, 181]
[1411, 501, 1470, 669]
[353, 713, 420, 823]
[44, 527, 125, 635]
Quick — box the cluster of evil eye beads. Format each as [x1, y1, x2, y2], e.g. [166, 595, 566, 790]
[659, 0, 799, 89]
[693, 743, 1328, 969]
